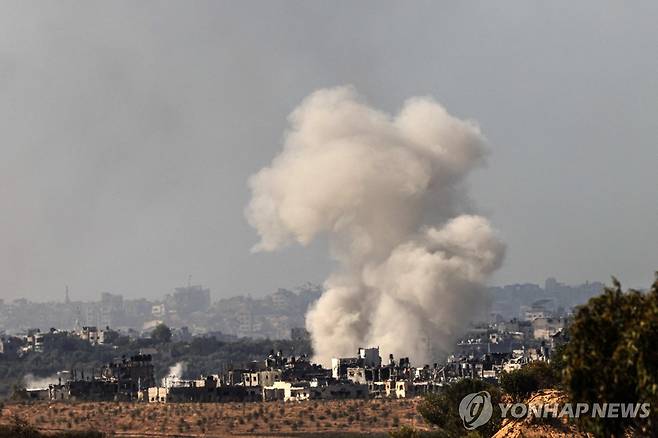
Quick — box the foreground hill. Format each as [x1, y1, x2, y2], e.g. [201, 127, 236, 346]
[493, 390, 590, 438]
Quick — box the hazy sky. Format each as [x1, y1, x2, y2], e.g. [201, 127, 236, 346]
[1, 1, 656, 302]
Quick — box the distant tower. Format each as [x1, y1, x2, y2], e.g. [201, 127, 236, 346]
[65, 285, 71, 305]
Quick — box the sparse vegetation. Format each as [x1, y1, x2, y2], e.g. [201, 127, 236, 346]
[418, 378, 502, 438]
[150, 323, 172, 344]
[0, 414, 103, 438]
[0, 398, 424, 436]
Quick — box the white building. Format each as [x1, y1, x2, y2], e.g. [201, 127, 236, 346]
[262, 381, 310, 402]
[79, 326, 102, 345]
[148, 387, 170, 403]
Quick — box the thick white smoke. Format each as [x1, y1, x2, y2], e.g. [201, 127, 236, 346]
[161, 362, 186, 387]
[24, 372, 70, 389]
[246, 86, 505, 365]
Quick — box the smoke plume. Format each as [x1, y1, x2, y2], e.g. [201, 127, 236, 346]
[24, 372, 70, 389]
[161, 362, 186, 387]
[246, 86, 505, 365]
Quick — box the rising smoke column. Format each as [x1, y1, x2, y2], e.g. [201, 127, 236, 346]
[246, 86, 505, 366]
[161, 362, 186, 387]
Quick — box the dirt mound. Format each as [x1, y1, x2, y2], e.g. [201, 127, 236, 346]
[492, 389, 591, 438]
[0, 398, 424, 437]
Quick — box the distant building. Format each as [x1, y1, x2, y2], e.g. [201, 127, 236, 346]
[151, 304, 166, 318]
[271, 288, 295, 309]
[80, 326, 101, 345]
[148, 377, 260, 403]
[170, 285, 211, 315]
[139, 347, 159, 357]
[171, 326, 192, 342]
[242, 370, 281, 387]
[142, 319, 163, 332]
[311, 382, 368, 400]
[290, 327, 310, 341]
[262, 381, 310, 402]
[395, 381, 415, 398]
[24, 329, 44, 353]
[99, 354, 156, 399]
[100, 292, 124, 328]
[532, 317, 566, 341]
[331, 357, 359, 380]
[46, 355, 156, 401]
[358, 347, 381, 367]
[346, 367, 367, 384]
[262, 381, 368, 402]
[521, 299, 555, 321]
[236, 303, 254, 338]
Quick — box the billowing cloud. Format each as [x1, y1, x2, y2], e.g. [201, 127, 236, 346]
[247, 86, 504, 365]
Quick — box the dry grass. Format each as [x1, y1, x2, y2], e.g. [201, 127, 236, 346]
[0, 398, 428, 437]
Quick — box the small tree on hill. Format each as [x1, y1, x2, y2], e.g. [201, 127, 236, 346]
[151, 323, 172, 344]
[418, 378, 502, 438]
[499, 360, 561, 401]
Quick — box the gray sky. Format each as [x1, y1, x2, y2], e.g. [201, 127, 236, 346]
[1, 1, 656, 302]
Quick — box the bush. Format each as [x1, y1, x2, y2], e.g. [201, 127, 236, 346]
[0, 415, 104, 438]
[563, 274, 658, 437]
[499, 361, 560, 401]
[418, 378, 502, 437]
[151, 324, 172, 344]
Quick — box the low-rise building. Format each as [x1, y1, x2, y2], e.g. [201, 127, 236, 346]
[149, 379, 260, 403]
[80, 326, 101, 345]
[347, 367, 367, 384]
[242, 370, 281, 387]
[310, 382, 368, 400]
[532, 317, 566, 340]
[263, 381, 310, 402]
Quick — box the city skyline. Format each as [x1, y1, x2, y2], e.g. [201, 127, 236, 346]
[1, 275, 608, 304]
[0, 276, 604, 341]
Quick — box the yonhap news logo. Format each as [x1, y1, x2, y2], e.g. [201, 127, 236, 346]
[458, 391, 493, 430]
[458, 391, 651, 430]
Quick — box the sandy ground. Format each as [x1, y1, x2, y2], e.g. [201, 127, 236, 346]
[1, 397, 429, 437]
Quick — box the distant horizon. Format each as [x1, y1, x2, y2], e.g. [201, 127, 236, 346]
[1, 275, 625, 305]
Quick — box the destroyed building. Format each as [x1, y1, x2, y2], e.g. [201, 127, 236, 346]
[148, 376, 261, 403]
[26, 315, 567, 406]
[45, 354, 156, 401]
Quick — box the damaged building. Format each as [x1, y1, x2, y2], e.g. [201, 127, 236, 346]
[44, 354, 156, 401]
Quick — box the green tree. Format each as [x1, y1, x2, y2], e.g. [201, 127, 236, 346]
[499, 360, 560, 401]
[563, 273, 658, 437]
[151, 324, 172, 344]
[100, 328, 120, 345]
[9, 380, 28, 402]
[549, 342, 568, 376]
[418, 378, 502, 438]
